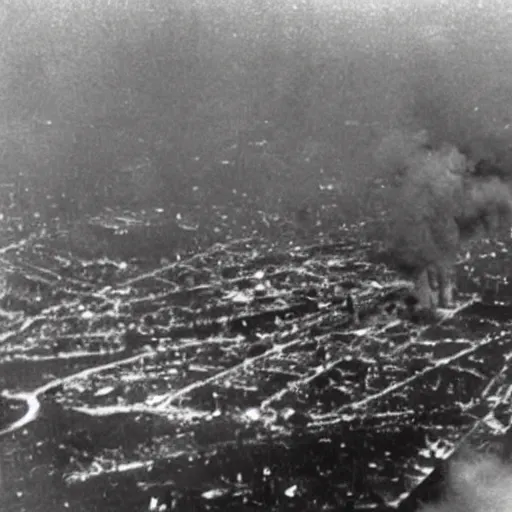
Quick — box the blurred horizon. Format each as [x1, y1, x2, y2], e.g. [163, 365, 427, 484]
[1, 0, 512, 237]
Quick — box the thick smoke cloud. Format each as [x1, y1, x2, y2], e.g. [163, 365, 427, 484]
[369, 4, 512, 310]
[418, 450, 512, 512]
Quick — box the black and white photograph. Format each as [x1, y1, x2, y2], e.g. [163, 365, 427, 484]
[1, 0, 512, 510]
